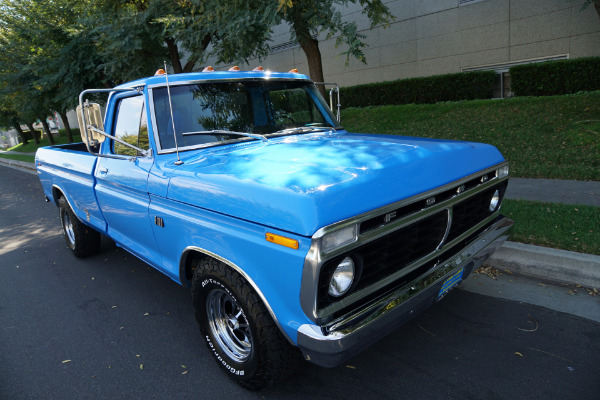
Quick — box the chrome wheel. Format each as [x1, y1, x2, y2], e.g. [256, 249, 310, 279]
[62, 211, 76, 246]
[206, 288, 252, 362]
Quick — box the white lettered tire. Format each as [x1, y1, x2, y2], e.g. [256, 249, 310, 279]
[191, 257, 298, 390]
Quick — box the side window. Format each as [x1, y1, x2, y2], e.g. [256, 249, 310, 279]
[267, 88, 326, 128]
[113, 96, 149, 156]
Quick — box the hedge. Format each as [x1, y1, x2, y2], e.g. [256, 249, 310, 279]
[510, 57, 600, 97]
[339, 70, 496, 108]
[23, 129, 42, 141]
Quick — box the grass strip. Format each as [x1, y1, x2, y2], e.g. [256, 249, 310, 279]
[342, 92, 600, 181]
[0, 153, 36, 163]
[501, 199, 600, 255]
[7, 134, 82, 153]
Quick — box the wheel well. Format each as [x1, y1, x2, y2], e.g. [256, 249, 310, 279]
[181, 250, 210, 286]
[51, 186, 64, 206]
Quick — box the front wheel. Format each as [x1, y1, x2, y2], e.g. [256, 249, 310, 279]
[58, 197, 101, 258]
[191, 258, 298, 390]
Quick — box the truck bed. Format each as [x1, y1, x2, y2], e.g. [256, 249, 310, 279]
[36, 143, 106, 232]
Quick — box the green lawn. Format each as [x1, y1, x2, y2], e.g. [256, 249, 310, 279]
[0, 153, 36, 163]
[501, 199, 600, 255]
[342, 92, 600, 181]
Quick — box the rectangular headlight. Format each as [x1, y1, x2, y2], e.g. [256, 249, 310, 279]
[321, 224, 358, 254]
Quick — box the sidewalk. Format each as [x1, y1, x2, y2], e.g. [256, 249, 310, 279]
[1, 156, 598, 288]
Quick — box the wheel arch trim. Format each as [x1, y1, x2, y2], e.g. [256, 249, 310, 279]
[180, 246, 295, 344]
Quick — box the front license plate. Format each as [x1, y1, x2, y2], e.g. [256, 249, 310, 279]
[437, 268, 464, 301]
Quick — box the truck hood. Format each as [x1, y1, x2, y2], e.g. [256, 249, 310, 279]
[166, 132, 505, 237]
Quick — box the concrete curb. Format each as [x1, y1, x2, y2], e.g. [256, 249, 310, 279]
[487, 241, 600, 289]
[0, 157, 37, 175]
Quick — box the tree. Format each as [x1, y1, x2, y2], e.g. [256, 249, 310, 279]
[277, 0, 393, 87]
[581, 0, 600, 19]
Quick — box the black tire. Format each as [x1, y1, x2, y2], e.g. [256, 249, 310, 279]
[191, 257, 298, 390]
[58, 196, 101, 258]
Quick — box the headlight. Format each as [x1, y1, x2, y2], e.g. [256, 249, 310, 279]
[328, 257, 355, 297]
[489, 189, 500, 212]
[321, 224, 357, 254]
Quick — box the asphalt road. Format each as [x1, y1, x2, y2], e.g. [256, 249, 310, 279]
[1, 165, 599, 400]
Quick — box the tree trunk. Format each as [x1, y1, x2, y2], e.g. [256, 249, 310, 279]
[595, 0, 600, 19]
[40, 117, 55, 145]
[290, 12, 326, 97]
[182, 34, 212, 73]
[12, 120, 28, 145]
[26, 123, 40, 145]
[165, 37, 183, 73]
[58, 110, 73, 143]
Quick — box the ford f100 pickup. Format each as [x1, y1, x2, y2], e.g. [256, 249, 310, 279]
[36, 67, 513, 389]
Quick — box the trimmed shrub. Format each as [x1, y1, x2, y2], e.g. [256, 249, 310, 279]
[339, 70, 496, 108]
[510, 57, 600, 96]
[23, 130, 42, 141]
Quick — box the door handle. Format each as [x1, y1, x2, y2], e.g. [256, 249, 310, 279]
[99, 167, 109, 174]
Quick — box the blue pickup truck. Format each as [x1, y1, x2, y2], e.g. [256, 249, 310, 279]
[36, 68, 513, 389]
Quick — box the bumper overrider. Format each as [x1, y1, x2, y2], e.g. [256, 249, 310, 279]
[297, 215, 514, 367]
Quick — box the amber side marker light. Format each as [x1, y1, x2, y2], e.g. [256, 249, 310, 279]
[252, 66, 264, 71]
[228, 66, 240, 71]
[266, 233, 299, 250]
[202, 66, 215, 72]
[155, 69, 166, 76]
[289, 68, 299, 73]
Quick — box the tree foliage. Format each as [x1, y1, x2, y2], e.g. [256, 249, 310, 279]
[276, 0, 393, 85]
[0, 0, 391, 140]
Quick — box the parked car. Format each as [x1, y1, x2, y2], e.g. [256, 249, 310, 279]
[35, 67, 513, 389]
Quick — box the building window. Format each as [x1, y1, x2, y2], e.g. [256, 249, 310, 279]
[459, 0, 487, 6]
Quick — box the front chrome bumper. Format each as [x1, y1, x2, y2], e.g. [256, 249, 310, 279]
[297, 215, 514, 367]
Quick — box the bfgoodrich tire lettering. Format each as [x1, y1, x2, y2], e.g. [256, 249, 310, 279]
[191, 257, 298, 390]
[58, 196, 101, 258]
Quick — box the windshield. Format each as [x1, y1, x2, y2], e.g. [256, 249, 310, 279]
[152, 80, 339, 151]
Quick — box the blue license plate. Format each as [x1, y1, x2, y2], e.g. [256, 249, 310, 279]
[437, 268, 464, 301]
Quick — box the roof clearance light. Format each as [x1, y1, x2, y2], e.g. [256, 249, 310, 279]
[252, 66, 264, 71]
[266, 233, 299, 250]
[202, 66, 215, 72]
[228, 66, 240, 71]
[154, 69, 166, 76]
[289, 68, 299, 73]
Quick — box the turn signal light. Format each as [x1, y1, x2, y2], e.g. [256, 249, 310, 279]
[252, 66, 264, 71]
[154, 69, 166, 76]
[266, 233, 299, 250]
[228, 66, 240, 71]
[202, 66, 215, 72]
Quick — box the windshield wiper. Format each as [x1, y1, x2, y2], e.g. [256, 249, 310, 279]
[274, 126, 336, 135]
[181, 130, 268, 143]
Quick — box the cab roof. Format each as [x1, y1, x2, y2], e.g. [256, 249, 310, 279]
[115, 69, 311, 89]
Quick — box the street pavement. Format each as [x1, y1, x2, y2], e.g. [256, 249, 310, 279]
[1, 163, 599, 399]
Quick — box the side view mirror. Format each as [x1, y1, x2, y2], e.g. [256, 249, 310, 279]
[76, 102, 105, 146]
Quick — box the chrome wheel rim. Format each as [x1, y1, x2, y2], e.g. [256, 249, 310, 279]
[206, 288, 252, 362]
[62, 212, 76, 246]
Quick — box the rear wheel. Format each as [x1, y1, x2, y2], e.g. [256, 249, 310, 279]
[191, 257, 298, 390]
[58, 197, 101, 258]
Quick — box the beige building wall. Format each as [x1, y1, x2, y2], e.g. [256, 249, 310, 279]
[210, 0, 600, 87]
